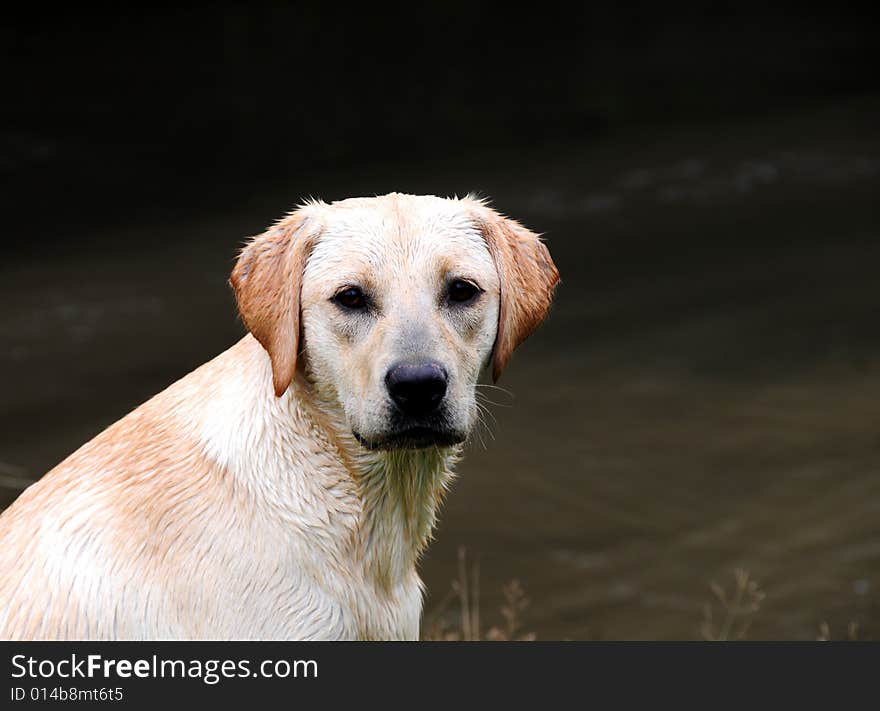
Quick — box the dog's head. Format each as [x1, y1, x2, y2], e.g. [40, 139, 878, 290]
[230, 194, 559, 450]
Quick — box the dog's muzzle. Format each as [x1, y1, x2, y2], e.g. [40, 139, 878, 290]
[353, 361, 465, 450]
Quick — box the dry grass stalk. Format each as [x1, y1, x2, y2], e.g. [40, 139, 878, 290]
[817, 621, 860, 641]
[485, 580, 536, 641]
[701, 568, 765, 641]
[422, 546, 535, 641]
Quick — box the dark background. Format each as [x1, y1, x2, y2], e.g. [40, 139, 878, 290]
[3, 3, 877, 243]
[2, 3, 879, 639]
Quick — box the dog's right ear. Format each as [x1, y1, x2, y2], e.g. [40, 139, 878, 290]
[229, 209, 319, 397]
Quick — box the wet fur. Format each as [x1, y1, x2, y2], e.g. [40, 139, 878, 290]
[0, 194, 558, 640]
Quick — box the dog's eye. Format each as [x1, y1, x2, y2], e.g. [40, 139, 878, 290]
[447, 279, 480, 304]
[334, 287, 367, 310]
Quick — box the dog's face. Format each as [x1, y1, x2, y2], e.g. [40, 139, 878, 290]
[299, 197, 499, 449]
[230, 194, 559, 451]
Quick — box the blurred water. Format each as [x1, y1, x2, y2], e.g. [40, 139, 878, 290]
[1, 100, 879, 639]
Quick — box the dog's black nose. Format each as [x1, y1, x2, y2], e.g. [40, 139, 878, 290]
[385, 362, 448, 416]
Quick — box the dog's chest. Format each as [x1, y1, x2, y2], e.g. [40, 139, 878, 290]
[193, 367, 441, 640]
[223, 556, 423, 641]
[203, 492, 425, 641]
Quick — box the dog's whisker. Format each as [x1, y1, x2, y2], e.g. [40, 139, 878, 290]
[477, 408, 498, 433]
[475, 383, 515, 399]
[474, 389, 513, 409]
[474, 396, 501, 429]
[473, 402, 497, 446]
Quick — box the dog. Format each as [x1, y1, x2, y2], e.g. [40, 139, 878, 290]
[0, 193, 559, 640]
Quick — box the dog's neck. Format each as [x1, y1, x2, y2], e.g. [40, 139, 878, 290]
[347, 446, 458, 589]
[208, 337, 458, 591]
[291, 369, 459, 589]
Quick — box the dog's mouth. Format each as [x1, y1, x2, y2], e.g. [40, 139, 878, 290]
[353, 426, 466, 451]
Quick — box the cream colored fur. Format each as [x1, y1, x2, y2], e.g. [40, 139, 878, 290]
[0, 194, 558, 640]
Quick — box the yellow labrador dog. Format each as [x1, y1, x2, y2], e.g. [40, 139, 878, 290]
[0, 193, 558, 640]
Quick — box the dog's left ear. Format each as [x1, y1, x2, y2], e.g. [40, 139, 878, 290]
[229, 210, 319, 397]
[469, 202, 560, 382]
